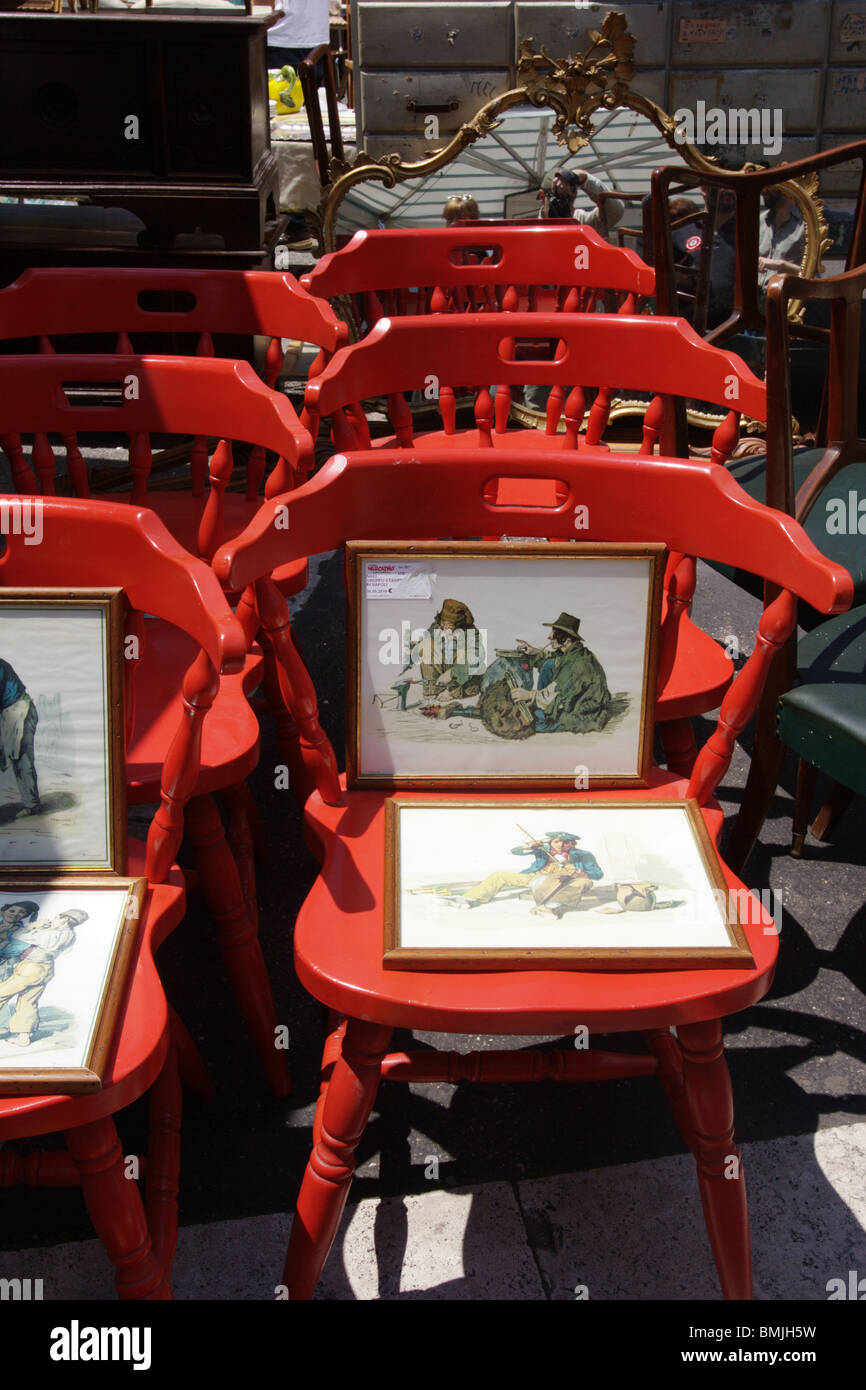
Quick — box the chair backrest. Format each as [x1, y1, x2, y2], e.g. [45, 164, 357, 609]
[214, 447, 852, 809]
[0, 354, 312, 552]
[765, 261, 866, 521]
[0, 498, 246, 884]
[303, 224, 656, 331]
[0, 267, 347, 355]
[0, 268, 347, 494]
[651, 140, 866, 346]
[306, 311, 767, 458]
[298, 43, 346, 188]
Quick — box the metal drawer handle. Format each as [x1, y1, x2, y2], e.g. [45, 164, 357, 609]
[405, 99, 459, 114]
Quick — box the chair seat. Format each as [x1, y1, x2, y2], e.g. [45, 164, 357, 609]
[713, 450, 866, 625]
[0, 842, 185, 1141]
[778, 604, 866, 797]
[108, 492, 308, 598]
[293, 776, 778, 1036]
[779, 684, 866, 798]
[126, 618, 262, 802]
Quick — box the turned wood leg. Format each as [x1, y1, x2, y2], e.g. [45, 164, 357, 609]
[222, 782, 259, 936]
[644, 1028, 695, 1153]
[146, 1039, 182, 1274]
[284, 1018, 392, 1300]
[262, 640, 311, 805]
[169, 1005, 214, 1100]
[726, 640, 794, 876]
[811, 780, 856, 842]
[678, 1019, 751, 1300]
[185, 793, 289, 1098]
[228, 776, 267, 863]
[65, 1117, 171, 1300]
[791, 759, 817, 857]
[313, 1016, 348, 1148]
[658, 718, 698, 776]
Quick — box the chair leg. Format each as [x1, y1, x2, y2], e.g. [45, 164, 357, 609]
[658, 718, 698, 776]
[677, 1019, 751, 1300]
[146, 1037, 182, 1275]
[811, 780, 856, 842]
[64, 1116, 171, 1300]
[726, 640, 794, 876]
[169, 1005, 214, 1100]
[185, 793, 289, 1098]
[261, 639, 312, 804]
[284, 1018, 392, 1300]
[222, 782, 260, 935]
[644, 1028, 696, 1153]
[227, 776, 267, 863]
[791, 759, 817, 857]
[313, 1015, 347, 1148]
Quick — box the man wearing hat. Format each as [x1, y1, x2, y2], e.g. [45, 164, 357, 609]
[394, 597, 487, 712]
[510, 612, 611, 733]
[538, 169, 624, 239]
[451, 831, 603, 918]
[0, 907, 89, 1047]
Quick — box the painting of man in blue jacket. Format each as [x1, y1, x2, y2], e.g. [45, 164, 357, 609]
[0, 658, 41, 819]
[452, 831, 604, 919]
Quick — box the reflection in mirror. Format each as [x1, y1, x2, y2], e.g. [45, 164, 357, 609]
[334, 105, 689, 242]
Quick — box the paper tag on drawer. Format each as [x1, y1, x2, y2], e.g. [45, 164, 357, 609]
[365, 563, 435, 598]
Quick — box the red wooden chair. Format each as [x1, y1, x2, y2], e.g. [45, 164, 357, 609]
[302, 313, 769, 774]
[0, 265, 348, 517]
[214, 447, 851, 1300]
[0, 353, 318, 1096]
[303, 222, 655, 327]
[303, 223, 655, 436]
[304, 310, 764, 454]
[0, 498, 246, 1299]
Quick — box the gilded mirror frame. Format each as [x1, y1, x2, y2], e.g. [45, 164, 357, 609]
[315, 11, 827, 441]
[318, 12, 827, 274]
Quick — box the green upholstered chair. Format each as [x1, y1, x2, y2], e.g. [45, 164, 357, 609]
[721, 262, 866, 872]
[779, 604, 866, 855]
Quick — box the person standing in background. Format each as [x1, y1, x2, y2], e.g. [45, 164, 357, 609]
[267, 0, 330, 73]
[537, 169, 624, 241]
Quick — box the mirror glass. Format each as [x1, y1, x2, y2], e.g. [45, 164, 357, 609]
[334, 104, 690, 240]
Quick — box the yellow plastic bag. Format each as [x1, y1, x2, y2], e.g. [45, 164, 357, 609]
[268, 66, 304, 116]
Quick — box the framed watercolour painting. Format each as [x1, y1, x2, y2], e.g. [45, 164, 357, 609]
[383, 798, 755, 971]
[347, 542, 665, 788]
[0, 876, 146, 1094]
[0, 590, 126, 874]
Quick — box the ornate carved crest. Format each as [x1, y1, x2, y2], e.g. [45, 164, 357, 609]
[517, 11, 640, 152]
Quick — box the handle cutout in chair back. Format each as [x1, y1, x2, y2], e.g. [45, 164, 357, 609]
[482, 475, 570, 509]
[447, 245, 503, 267]
[137, 289, 198, 314]
[59, 380, 126, 408]
[498, 337, 567, 363]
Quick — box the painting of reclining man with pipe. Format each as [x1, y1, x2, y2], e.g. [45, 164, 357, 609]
[384, 800, 755, 970]
[349, 543, 664, 786]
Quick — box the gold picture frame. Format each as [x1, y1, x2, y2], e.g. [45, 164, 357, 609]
[0, 589, 127, 875]
[347, 540, 665, 789]
[384, 797, 755, 972]
[0, 875, 145, 1094]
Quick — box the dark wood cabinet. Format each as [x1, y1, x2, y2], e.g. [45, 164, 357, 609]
[0, 12, 280, 257]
